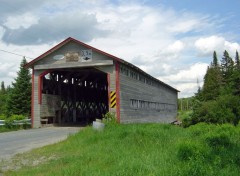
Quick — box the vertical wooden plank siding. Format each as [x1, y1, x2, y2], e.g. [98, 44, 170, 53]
[33, 70, 42, 128]
[119, 63, 178, 123]
[38, 74, 42, 104]
[31, 68, 34, 128]
[97, 66, 116, 115]
[38, 70, 52, 104]
[115, 62, 120, 123]
[107, 73, 111, 112]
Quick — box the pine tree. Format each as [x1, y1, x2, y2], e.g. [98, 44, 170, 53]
[7, 57, 31, 116]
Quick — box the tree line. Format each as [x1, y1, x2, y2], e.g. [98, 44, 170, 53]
[0, 58, 31, 119]
[183, 50, 240, 127]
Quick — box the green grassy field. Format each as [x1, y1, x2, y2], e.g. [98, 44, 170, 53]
[2, 123, 240, 176]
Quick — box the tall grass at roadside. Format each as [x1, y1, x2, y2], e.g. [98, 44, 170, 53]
[0, 126, 18, 133]
[3, 123, 240, 176]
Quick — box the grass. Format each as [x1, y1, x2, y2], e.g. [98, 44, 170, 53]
[1, 123, 240, 175]
[0, 125, 31, 133]
[0, 126, 18, 133]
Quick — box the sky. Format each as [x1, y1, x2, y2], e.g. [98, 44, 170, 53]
[0, 0, 240, 98]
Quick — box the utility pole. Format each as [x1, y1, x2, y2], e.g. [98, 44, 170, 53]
[181, 99, 183, 111]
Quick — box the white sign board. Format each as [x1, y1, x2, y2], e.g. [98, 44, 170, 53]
[80, 49, 92, 62]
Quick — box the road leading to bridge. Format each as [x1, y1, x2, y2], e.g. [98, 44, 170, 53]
[0, 127, 81, 160]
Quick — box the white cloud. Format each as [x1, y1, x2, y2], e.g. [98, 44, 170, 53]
[163, 62, 208, 82]
[195, 35, 240, 57]
[168, 19, 200, 33]
[225, 41, 240, 55]
[167, 12, 213, 34]
[158, 63, 209, 97]
[195, 36, 225, 55]
[167, 40, 185, 53]
[177, 83, 199, 98]
[4, 13, 39, 29]
[0, 63, 15, 73]
[155, 40, 185, 62]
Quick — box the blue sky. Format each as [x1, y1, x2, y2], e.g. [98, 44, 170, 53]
[161, 0, 240, 39]
[0, 0, 239, 97]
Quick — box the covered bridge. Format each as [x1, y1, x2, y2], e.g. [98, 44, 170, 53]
[25, 37, 178, 128]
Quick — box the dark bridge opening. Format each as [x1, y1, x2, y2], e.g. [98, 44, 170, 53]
[41, 68, 108, 125]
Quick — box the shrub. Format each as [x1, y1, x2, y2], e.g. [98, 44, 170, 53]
[102, 112, 117, 125]
[205, 133, 232, 148]
[177, 141, 204, 161]
[178, 110, 193, 121]
[188, 95, 240, 127]
[10, 114, 26, 121]
[4, 114, 29, 129]
[4, 118, 15, 129]
[0, 114, 6, 120]
[181, 118, 193, 128]
[188, 123, 213, 136]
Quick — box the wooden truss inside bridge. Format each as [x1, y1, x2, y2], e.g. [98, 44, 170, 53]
[41, 68, 108, 125]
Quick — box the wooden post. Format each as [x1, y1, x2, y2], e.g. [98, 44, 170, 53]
[181, 99, 183, 111]
[73, 82, 77, 123]
[58, 79, 62, 124]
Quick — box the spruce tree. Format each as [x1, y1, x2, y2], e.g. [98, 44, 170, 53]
[235, 51, 240, 69]
[233, 51, 240, 95]
[212, 51, 218, 67]
[220, 50, 234, 93]
[1, 81, 6, 94]
[191, 50, 240, 126]
[201, 52, 222, 100]
[202, 67, 220, 100]
[7, 57, 31, 116]
[221, 50, 234, 77]
[0, 81, 7, 115]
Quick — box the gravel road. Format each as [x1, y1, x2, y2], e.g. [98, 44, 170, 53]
[0, 127, 81, 160]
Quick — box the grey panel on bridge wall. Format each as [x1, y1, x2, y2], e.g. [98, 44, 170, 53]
[119, 63, 178, 123]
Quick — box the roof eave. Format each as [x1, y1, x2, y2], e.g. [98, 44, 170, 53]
[25, 37, 123, 68]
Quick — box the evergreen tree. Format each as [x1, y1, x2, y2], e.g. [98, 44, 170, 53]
[201, 52, 222, 101]
[221, 50, 234, 78]
[235, 51, 240, 69]
[7, 57, 31, 116]
[1, 81, 6, 94]
[0, 81, 7, 115]
[194, 85, 203, 101]
[220, 50, 234, 94]
[188, 50, 240, 127]
[212, 51, 218, 67]
[232, 51, 240, 95]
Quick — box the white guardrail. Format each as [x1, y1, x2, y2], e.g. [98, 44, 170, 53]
[0, 119, 31, 126]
